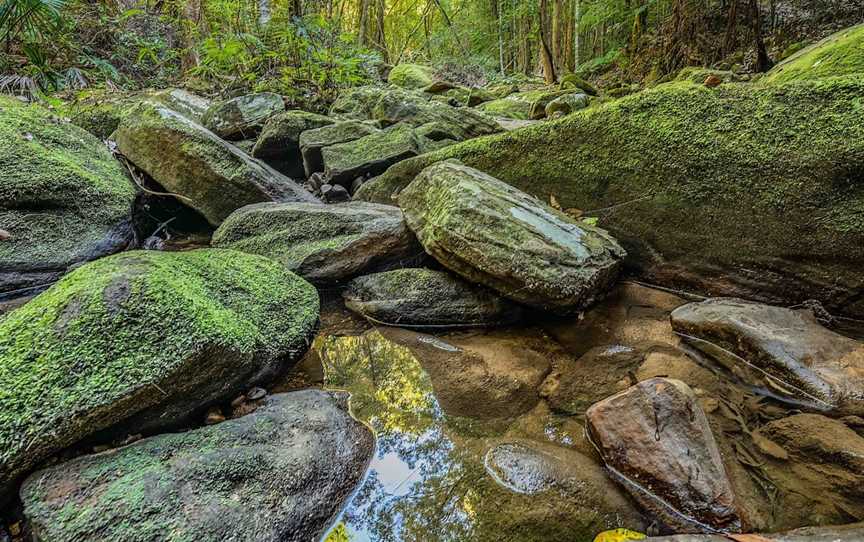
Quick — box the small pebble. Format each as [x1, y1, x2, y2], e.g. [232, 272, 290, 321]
[205, 406, 225, 425]
[247, 387, 267, 401]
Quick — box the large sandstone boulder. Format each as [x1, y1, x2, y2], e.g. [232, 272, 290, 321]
[388, 63, 435, 89]
[201, 92, 284, 139]
[344, 268, 522, 327]
[0, 249, 319, 503]
[150, 88, 212, 123]
[763, 23, 864, 84]
[478, 89, 570, 120]
[299, 120, 379, 176]
[545, 92, 590, 117]
[356, 76, 864, 317]
[251, 110, 334, 177]
[0, 96, 136, 294]
[671, 298, 864, 416]
[21, 389, 373, 542]
[322, 123, 422, 185]
[211, 201, 420, 283]
[586, 378, 742, 533]
[114, 103, 316, 226]
[398, 160, 626, 312]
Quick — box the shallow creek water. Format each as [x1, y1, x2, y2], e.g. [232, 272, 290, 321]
[272, 284, 864, 542]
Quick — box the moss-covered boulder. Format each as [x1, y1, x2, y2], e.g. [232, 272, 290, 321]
[251, 110, 333, 177]
[329, 86, 384, 120]
[0, 248, 319, 503]
[202, 92, 285, 139]
[398, 160, 626, 312]
[344, 268, 522, 327]
[322, 123, 422, 185]
[544, 92, 590, 117]
[114, 103, 317, 226]
[478, 89, 569, 120]
[675, 67, 747, 85]
[212, 201, 420, 283]
[299, 120, 379, 177]
[356, 77, 864, 316]
[559, 73, 598, 95]
[150, 88, 212, 123]
[388, 63, 435, 89]
[763, 23, 864, 84]
[21, 389, 373, 542]
[0, 96, 136, 294]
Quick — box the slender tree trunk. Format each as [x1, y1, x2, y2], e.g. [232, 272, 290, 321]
[574, 0, 580, 68]
[180, 0, 201, 72]
[539, 0, 557, 83]
[258, 0, 271, 26]
[750, 0, 773, 71]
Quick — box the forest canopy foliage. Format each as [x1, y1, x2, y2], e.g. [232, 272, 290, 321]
[0, 0, 861, 100]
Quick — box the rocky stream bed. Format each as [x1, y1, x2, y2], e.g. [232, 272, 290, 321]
[2, 24, 864, 542]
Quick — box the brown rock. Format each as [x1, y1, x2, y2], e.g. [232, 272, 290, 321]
[671, 298, 864, 415]
[704, 75, 723, 88]
[586, 377, 742, 533]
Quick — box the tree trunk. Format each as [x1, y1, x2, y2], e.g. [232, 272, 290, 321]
[180, 0, 202, 72]
[539, 0, 557, 83]
[750, 0, 773, 71]
[258, 0, 271, 27]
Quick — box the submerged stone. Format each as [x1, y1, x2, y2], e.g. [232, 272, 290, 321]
[671, 298, 864, 415]
[114, 103, 317, 226]
[377, 327, 552, 419]
[0, 96, 136, 294]
[299, 120, 379, 177]
[211, 201, 420, 283]
[344, 268, 522, 327]
[201, 92, 285, 139]
[0, 249, 319, 503]
[398, 160, 626, 312]
[21, 389, 372, 542]
[251, 110, 334, 177]
[586, 378, 742, 533]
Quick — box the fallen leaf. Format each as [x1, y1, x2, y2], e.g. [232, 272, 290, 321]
[549, 194, 562, 210]
[593, 529, 647, 542]
[752, 432, 789, 460]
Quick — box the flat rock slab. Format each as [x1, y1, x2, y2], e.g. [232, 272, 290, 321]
[0, 96, 136, 293]
[586, 378, 742, 533]
[212, 201, 420, 283]
[344, 268, 522, 327]
[0, 249, 319, 503]
[300, 120, 379, 177]
[649, 521, 864, 541]
[322, 123, 421, 185]
[671, 298, 864, 415]
[115, 103, 317, 226]
[202, 92, 284, 139]
[251, 110, 334, 177]
[21, 389, 373, 542]
[398, 160, 626, 312]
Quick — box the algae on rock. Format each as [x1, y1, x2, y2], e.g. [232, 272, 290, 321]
[0, 248, 319, 504]
[0, 96, 137, 294]
[357, 76, 864, 316]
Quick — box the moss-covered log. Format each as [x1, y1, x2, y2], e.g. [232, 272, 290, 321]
[357, 77, 864, 316]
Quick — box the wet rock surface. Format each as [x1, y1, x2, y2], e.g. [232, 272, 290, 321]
[21, 389, 373, 542]
[586, 378, 742, 533]
[114, 103, 317, 226]
[648, 521, 864, 541]
[344, 267, 522, 327]
[398, 160, 626, 312]
[378, 327, 553, 419]
[0, 96, 136, 294]
[201, 92, 285, 139]
[671, 298, 864, 415]
[0, 249, 319, 504]
[212, 201, 420, 283]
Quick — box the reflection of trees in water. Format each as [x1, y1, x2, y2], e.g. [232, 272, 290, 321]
[315, 331, 498, 542]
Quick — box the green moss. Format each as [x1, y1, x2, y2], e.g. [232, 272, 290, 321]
[559, 74, 597, 95]
[357, 76, 864, 315]
[388, 64, 436, 89]
[763, 24, 864, 84]
[0, 248, 319, 500]
[0, 96, 137, 284]
[478, 89, 569, 120]
[674, 67, 747, 84]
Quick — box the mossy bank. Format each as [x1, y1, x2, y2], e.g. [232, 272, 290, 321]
[357, 76, 864, 316]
